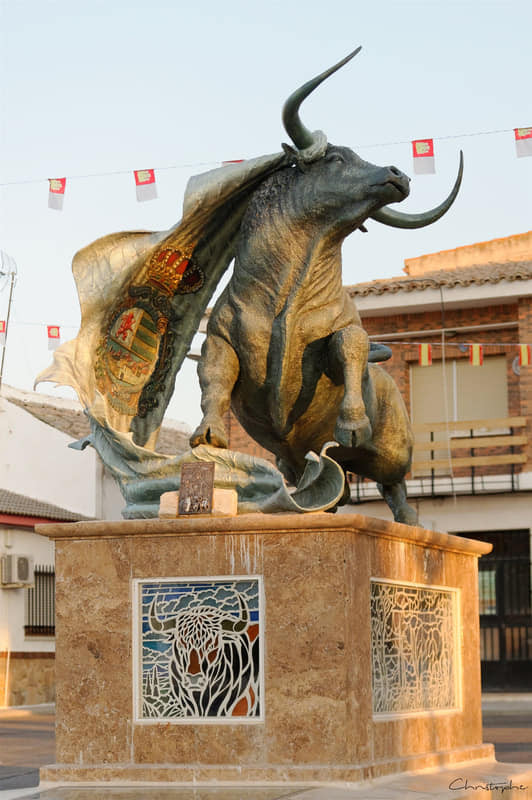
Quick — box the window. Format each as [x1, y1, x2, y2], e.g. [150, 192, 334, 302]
[410, 356, 510, 477]
[25, 565, 55, 637]
[410, 355, 508, 426]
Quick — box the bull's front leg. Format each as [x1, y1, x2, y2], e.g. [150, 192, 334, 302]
[190, 333, 240, 449]
[329, 324, 372, 448]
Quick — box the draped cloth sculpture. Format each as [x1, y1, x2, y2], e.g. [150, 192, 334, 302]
[36, 48, 463, 520]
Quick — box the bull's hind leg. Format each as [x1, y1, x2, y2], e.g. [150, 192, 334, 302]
[190, 334, 239, 448]
[329, 324, 372, 448]
[377, 480, 418, 525]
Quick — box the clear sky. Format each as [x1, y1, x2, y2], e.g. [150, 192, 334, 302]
[1, 0, 531, 429]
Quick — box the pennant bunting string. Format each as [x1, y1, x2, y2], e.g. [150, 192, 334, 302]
[0, 124, 528, 193]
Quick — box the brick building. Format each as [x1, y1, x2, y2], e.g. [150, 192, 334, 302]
[225, 230, 532, 690]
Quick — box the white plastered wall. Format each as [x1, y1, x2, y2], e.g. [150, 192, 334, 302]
[0, 527, 55, 654]
[0, 396, 98, 518]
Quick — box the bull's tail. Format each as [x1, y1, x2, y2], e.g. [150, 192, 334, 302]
[267, 307, 321, 436]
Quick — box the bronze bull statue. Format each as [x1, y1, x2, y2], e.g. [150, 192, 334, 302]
[37, 48, 462, 522]
[191, 49, 463, 523]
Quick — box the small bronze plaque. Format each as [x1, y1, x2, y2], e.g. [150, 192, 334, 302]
[178, 462, 215, 515]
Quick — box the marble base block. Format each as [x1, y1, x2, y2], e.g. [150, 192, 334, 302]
[37, 512, 493, 784]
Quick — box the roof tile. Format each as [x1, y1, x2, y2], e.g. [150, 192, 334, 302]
[0, 488, 93, 522]
[348, 260, 532, 297]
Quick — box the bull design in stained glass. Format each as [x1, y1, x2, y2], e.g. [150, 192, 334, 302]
[370, 579, 459, 715]
[136, 577, 262, 721]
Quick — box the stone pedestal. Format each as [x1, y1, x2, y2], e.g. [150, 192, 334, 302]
[37, 513, 493, 784]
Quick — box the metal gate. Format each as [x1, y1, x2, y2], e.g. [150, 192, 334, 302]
[459, 530, 532, 691]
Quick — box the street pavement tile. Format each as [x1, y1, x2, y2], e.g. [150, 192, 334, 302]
[32, 788, 301, 799]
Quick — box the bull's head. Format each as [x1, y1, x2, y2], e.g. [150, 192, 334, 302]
[149, 594, 249, 691]
[281, 48, 463, 232]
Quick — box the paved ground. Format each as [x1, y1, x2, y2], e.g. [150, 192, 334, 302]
[1, 696, 532, 796]
[0, 705, 54, 790]
[482, 693, 532, 763]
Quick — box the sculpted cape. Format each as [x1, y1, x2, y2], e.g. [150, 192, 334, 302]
[35, 150, 350, 516]
[36, 153, 287, 448]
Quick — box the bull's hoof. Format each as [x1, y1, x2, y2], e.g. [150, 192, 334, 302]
[190, 419, 228, 449]
[395, 504, 418, 526]
[334, 416, 372, 448]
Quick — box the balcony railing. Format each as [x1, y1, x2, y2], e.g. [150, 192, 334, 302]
[411, 416, 528, 491]
[349, 416, 529, 502]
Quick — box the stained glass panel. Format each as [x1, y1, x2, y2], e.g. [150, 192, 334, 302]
[134, 576, 263, 722]
[371, 580, 459, 715]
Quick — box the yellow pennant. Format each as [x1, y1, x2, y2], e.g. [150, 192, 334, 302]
[418, 343, 432, 366]
[519, 344, 531, 367]
[469, 344, 483, 366]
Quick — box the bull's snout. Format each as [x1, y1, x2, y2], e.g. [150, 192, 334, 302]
[187, 648, 201, 675]
[379, 165, 410, 199]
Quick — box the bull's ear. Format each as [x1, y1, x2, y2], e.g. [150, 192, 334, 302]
[282, 142, 298, 165]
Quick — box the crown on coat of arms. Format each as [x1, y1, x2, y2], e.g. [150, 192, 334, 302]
[147, 247, 193, 296]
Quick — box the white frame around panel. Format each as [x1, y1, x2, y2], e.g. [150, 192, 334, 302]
[370, 576, 463, 720]
[132, 574, 265, 724]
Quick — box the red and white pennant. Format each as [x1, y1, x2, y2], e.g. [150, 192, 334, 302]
[134, 169, 157, 202]
[412, 139, 435, 175]
[48, 178, 66, 210]
[47, 325, 61, 350]
[515, 127, 532, 158]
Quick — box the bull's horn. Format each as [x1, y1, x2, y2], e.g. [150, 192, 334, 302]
[221, 594, 249, 633]
[149, 597, 175, 632]
[371, 151, 463, 229]
[282, 47, 362, 151]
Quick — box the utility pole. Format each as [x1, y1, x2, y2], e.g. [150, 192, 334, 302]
[0, 253, 17, 393]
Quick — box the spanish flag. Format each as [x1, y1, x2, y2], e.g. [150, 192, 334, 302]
[519, 344, 531, 367]
[469, 344, 483, 366]
[418, 343, 432, 366]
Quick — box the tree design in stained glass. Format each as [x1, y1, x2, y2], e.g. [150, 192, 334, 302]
[371, 581, 458, 714]
[136, 577, 262, 721]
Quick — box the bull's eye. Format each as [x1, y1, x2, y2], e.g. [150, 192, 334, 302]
[207, 648, 218, 663]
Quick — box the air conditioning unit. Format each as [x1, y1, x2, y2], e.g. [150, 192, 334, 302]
[1, 554, 35, 587]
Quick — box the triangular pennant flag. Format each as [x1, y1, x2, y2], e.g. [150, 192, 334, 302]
[48, 178, 66, 210]
[412, 139, 435, 174]
[469, 344, 483, 366]
[0, 320, 6, 346]
[515, 128, 532, 158]
[134, 169, 158, 202]
[47, 325, 61, 350]
[222, 159, 245, 166]
[519, 344, 531, 366]
[418, 343, 432, 366]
